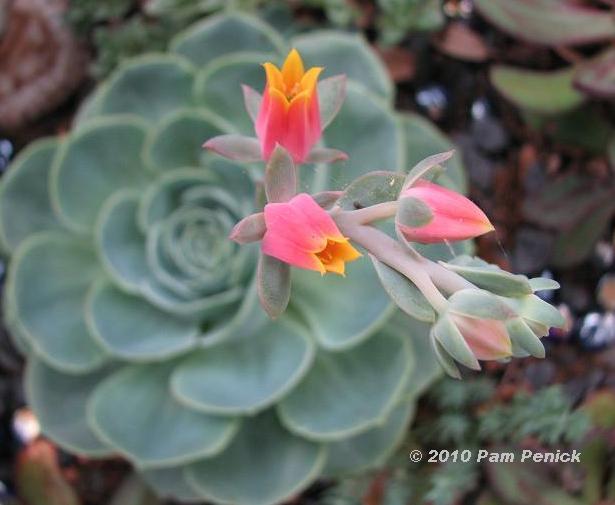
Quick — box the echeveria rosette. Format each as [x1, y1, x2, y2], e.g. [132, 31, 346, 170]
[0, 13, 456, 504]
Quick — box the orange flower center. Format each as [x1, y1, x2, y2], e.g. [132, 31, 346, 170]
[314, 239, 362, 276]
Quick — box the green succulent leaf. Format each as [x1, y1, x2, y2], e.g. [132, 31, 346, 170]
[88, 362, 239, 468]
[170, 13, 285, 67]
[278, 331, 411, 440]
[96, 190, 150, 293]
[323, 401, 414, 477]
[145, 109, 232, 171]
[390, 312, 442, 400]
[141, 467, 202, 503]
[291, 258, 392, 350]
[99, 55, 196, 122]
[51, 117, 152, 234]
[25, 358, 113, 456]
[0, 138, 64, 254]
[490, 66, 585, 115]
[86, 280, 200, 361]
[370, 256, 435, 323]
[194, 52, 272, 134]
[171, 318, 314, 415]
[312, 82, 404, 193]
[440, 261, 533, 297]
[185, 411, 326, 505]
[8, 232, 108, 372]
[293, 31, 392, 101]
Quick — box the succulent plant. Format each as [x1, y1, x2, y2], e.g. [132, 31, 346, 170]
[0, 13, 470, 503]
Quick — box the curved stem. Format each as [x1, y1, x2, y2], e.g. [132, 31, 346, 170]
[339, 201, 399, 224]
[334, 205, 477, 295]
[336, 217, 449, 313]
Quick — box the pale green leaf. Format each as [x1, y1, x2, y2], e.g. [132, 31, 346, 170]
[278, 331, 410, 440]
[171, 319, 314, 415]
[0, 138, 63, 254]
[89, 362, 238, 468]
[185, 411, 325, 505]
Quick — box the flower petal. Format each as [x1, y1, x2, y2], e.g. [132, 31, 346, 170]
[255, 87, 288, 160]
[281, 48, 305, 91]
[290, 194, 344, 241]
[262, 234, 324, 273]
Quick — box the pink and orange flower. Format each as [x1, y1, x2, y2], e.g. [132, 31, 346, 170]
[256, 49, 323, 163]
[261, 193, 361, 275]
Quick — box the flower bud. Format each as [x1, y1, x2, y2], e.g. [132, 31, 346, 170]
[451, 313, 512, 361]
[397, 180, 494, 243]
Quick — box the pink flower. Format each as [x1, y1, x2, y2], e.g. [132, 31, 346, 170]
[398, 180, 494, 243]
[255, 49, 323, 163]
[261, 193, 361, 275]
[452, 314, 511, 360]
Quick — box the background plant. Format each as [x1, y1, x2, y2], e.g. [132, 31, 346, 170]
[320, 377, 594, 505]
[472, 0, 615, 267]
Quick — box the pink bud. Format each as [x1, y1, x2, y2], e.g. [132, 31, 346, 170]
[397, 180, 494, 243]
[452, 314, 512, 360]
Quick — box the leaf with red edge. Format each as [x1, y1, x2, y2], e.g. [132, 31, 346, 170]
[474, 0, 615, 46]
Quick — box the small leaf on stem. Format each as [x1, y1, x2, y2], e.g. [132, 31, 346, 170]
[242, 84, 262, 123]
[433, 315, 481, 371]
[318, 75, 347, 129]
[396, 196, 433, 228]
[257, 253, 291, 319]
[229, 213, 266, 244]
[306, 147, 348, 164]
[203, 134, 261, 162]
[265, 145, 297, 203]
[370, 255, 435, 323]
[402, 150, 454, 191]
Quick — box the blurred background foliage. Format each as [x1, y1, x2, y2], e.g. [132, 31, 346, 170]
[0, 0, 614, 504]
